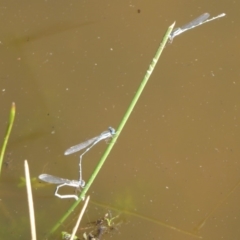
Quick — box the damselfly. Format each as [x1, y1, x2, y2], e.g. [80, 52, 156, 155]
[169, 12, 226, 42]
[65, 127, 116, 183]
[64, 127, 116, 155]
[39, 173, 85, 200]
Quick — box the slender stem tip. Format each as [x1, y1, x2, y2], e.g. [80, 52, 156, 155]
[170, 21, 176, 29]
[11, 102, 16, 110]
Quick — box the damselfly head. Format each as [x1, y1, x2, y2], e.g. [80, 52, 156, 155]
[108, 126, 116, 135]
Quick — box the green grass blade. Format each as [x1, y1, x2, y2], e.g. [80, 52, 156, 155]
[0, 102, 16, 174]
[115, 22, 175, 136]
[48, 22, 175, 236]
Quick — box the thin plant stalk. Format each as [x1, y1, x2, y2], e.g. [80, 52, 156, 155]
[90, 199, 202, 238]
[0, 102, 16, 174]
[24, 160, 37, 240]
[195, 177, 240, 233]
[115, 22, 175, 138]
[49, 22, 175, 236]
[70, 195, 90, 240]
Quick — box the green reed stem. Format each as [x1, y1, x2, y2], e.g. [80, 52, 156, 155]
[0, 102, 16, 174]
[48, 22, 175, 236]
